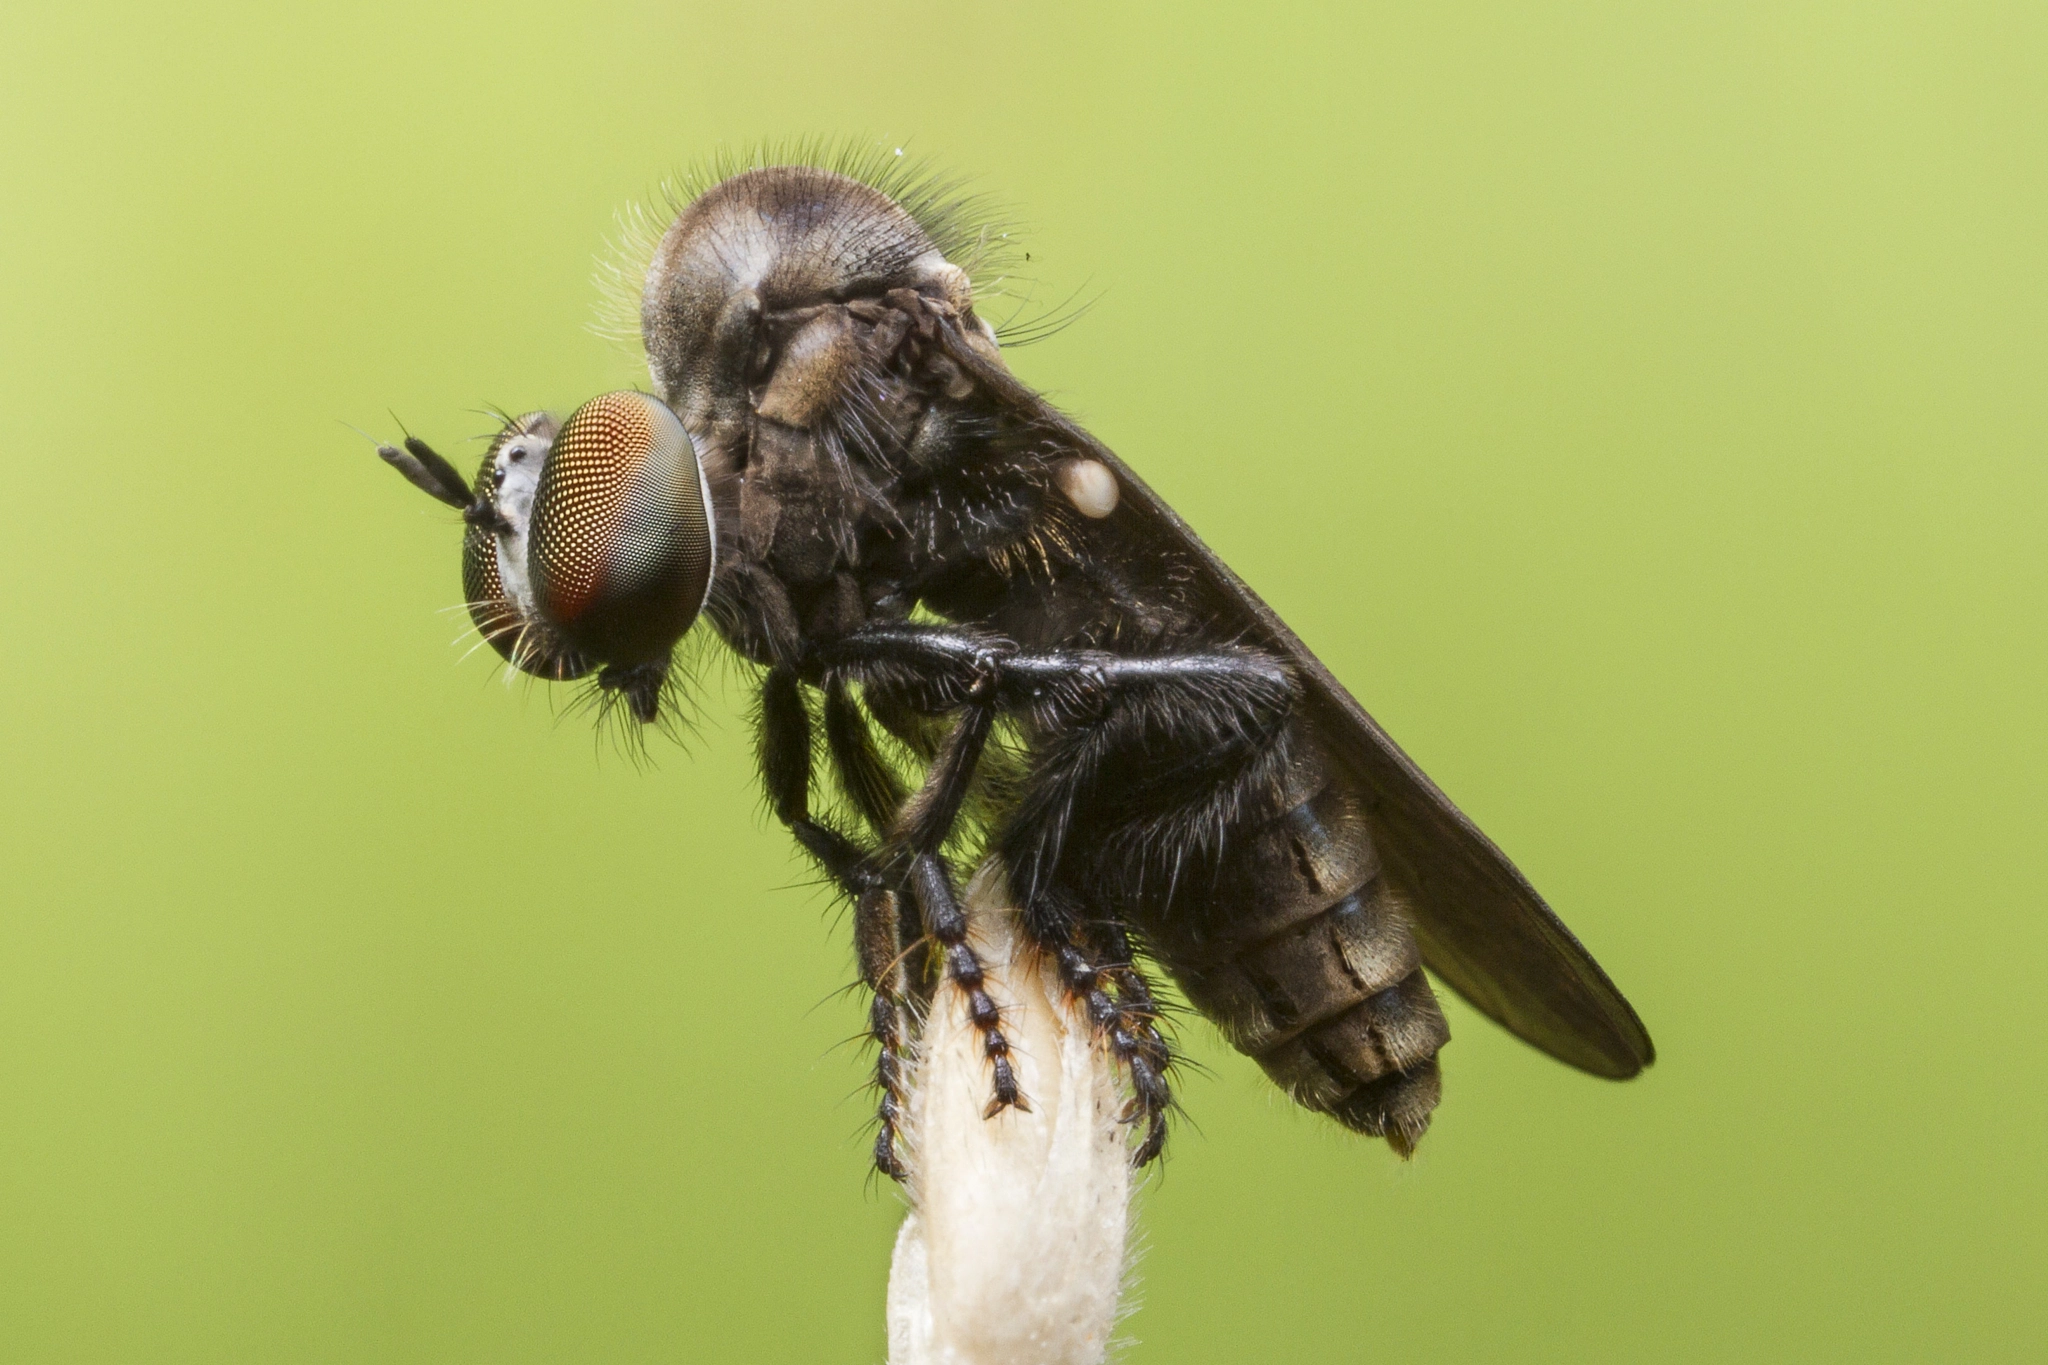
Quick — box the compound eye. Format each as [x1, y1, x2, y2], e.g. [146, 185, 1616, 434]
[455, 524, 579, 680]
[525, 391, 715, 667]
[449, 410, 589, 682]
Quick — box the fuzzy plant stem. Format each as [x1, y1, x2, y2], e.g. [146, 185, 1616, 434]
[886, 862, 1134, 1365]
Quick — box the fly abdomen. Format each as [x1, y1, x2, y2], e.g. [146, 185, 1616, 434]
[1148, 744, 1450, 1154]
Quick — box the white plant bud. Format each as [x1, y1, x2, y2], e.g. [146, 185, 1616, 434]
[887, 863, 1134, 1365]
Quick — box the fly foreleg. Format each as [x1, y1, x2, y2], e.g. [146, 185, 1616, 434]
[759, 664, 870, 888]
[757, 665, 922, 1178]
[853, 882, 920, 1179]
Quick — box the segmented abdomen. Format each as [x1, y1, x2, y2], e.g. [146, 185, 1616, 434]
[1138, 736, 1450, 1153]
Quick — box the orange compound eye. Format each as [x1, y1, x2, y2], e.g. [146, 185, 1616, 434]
[525, 391, 715, 668]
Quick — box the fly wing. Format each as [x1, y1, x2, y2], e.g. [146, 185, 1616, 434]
[947, 334, 1654, 1078]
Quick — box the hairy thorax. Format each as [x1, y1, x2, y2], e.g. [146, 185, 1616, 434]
[643, 166, 1194, 664]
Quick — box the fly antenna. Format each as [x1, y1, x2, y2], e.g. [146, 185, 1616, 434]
[355, 414, 474, 509]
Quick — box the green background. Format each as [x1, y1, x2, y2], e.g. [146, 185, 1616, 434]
[3, 2, 2041, 1360]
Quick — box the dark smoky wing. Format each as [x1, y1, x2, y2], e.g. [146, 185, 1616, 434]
[943, 330, 1654, 1079]
[1270, 610, 1654, 1079]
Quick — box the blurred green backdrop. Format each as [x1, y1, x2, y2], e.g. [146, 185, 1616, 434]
[2, 1, 2042, 1360]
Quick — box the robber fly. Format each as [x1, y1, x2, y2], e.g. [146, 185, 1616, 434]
[374, 150, 1653, 1175]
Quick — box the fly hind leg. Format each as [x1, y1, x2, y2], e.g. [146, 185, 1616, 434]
[999, 644, 1304, 1165]
[817, 622, 1302, 1166]
[1038, 903, 1175, 1163]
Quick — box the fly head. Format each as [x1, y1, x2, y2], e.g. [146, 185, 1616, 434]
[375, 393, 716, 726]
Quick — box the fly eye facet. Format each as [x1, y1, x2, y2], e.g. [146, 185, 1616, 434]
[525, 390, 715, 675]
